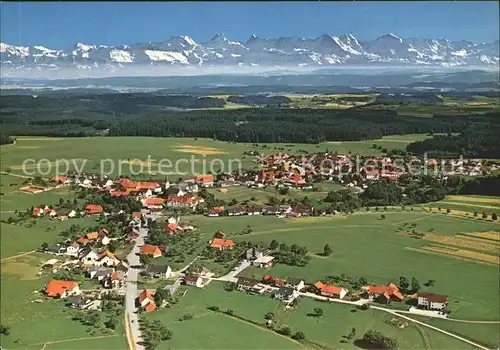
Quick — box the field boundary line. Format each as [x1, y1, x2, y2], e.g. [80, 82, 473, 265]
[413, 323, 431, 349]
[32, 334, 118, 347]
[405, 247, 499, 267]
[215, 311, 308, 348]
[371, 307, 491, 350]
[1, 250, 37, 262]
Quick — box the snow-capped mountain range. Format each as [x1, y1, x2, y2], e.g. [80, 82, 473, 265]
[1, 33, 499, 75]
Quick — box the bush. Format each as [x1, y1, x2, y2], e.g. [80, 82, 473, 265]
[358, 304, 370, 311]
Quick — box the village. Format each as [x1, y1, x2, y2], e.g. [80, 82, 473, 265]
[4, 146, 497, 350]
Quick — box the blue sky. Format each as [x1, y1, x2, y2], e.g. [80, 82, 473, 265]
[1, 2, 498, 48]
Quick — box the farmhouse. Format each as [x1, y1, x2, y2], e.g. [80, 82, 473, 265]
[275, 287, 299, 302]
[195, 174, 214, 187]
[65, 242, 80, 257]
[146, 265, 172, 278]
[45, 280, 80, 298]
[417, 292, 448, 311]
[138, 289, 157, 312]
[67, 295, 95, 310]
[366, 283, 404, 303]
[78, 247, 100, 264]
[140, 245, 162, 258]
[97, 250, 120, 267]
[85, 204, 103, 215]
[142, 197, 164, 210]
[103, 271, 127, 289]
[314, 281, 348, 299]
[263, 275, 285, 287]
[237, 277, 259, 292]
[252, 255, 275, 268]
[184, 274, 203, 287]
[208, 206, 225, 217]
[210, 238, 235, 250]
[50, 176, 68, 184]
[285, 278, 305, 291]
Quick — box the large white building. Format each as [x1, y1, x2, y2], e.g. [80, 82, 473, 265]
[417, 292, 448, 311]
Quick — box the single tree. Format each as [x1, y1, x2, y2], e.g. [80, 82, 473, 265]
[264, 312, 275, 320]
[411, 277, 420, 292]
[492, 213, 497, 221]
[314, 308, 324, 317]
[380, 214, 386, 220]
[269, 240, 279, 250]
[399, 276, 409, 292]
[292, 331, 306, 340]
[358, 277, 368, 286]
[323, 244, 332, 256]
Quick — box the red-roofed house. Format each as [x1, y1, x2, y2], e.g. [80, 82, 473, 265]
[208, 206, 225, 217]
[84, 204, 103, 215]
[209, 238, 235, 250]
[50, 176, 68, 184]
[195, 174, 214, 187]
[45, 280, 80, 298]
[138, 289, 156, 312]
[263, 275, 285, 287]
[142, 197, 164, 210]
[313, 281, 348, 299]
[417, 292, 448, 311]
[366, 283, 404, 303]
[97, 250, 120, 267]
[140, 245, 162, 258]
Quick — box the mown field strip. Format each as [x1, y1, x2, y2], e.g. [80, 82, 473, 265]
[447, 196, 500, 205]
[440, 201, 500, 210]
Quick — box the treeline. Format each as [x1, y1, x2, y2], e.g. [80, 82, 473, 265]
[460, 174, 500, 197]
[0, 93, 225, 122]
[0, 134, 14, 145]
[227, 95, 291, 106]
[406, 125, 500, 158]
[108, 108, 476, 143]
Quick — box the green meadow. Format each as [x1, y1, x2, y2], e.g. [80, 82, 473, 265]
[147, 281, 477, 349]
[0, 134, 434, 178]
[188, 212, 499, 321]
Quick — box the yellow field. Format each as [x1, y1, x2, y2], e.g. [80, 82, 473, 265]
[173, 145, 229, 155]
[420, 232, 499, 253]
[447, 196, 500, 205]
[459, 231, 500, 242]
[422, 245, 499, 265]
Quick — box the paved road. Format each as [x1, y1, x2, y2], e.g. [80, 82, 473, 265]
[124, 227, 148, 350]
[214, 260, 251, 282]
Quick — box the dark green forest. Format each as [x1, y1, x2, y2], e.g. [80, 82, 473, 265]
[107, 108, 487, 143]
[406, 126, 500, 158]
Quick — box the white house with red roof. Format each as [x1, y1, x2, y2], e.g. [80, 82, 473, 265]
[417, 292, 448, 311]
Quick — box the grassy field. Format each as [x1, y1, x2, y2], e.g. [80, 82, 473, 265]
[1, 216, 100, 259]
[0, 253, 128, 350]
[0, 134, 434, 177]
[410, 316, 500, 349]
[0, 174, 81, 212]
[187, 211, 499, 320]
[147, 281, 476, 349]
[208, 182, 344, 205]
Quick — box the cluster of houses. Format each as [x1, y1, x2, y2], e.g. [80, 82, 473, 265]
[230, 275, 448, 312]
[208, 203, 314, 218]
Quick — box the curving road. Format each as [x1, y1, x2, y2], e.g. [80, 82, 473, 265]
[124, 227, 148, 350]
